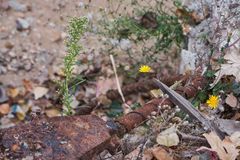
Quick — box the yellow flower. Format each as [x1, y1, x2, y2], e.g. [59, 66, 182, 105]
[206, 95, 219, 109]
[139, 65, 152, 73]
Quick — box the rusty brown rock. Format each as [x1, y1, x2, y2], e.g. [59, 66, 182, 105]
[0, 75, 206, 159]
[0, 115, 111, 160]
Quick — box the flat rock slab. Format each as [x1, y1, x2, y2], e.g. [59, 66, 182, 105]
[0, 115, 111, 160]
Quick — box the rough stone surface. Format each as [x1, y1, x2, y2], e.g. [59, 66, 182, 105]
[0, 115, 111, 160]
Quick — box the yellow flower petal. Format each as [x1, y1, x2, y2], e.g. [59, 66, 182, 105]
[206, 95, 219, 109]
[139, 65, 152, 73]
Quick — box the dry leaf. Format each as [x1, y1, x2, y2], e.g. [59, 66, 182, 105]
[225, 93, 238, 107]
[230, 132, 240, 147]
[33, 87, 49, 100]
[0, 103, 10, 115]
[152, 147, 173, 160]
[97, 95, 112, 106]
[7, 87, 19, 98]
[11, 144, 20, 152]
[96, 77, 121, 97]
[124, 147, 154, 160]
[150, 89, 163, 98]
[22, 79, 33, 92]
[212, 52, 240, 86]
[202, 132, 239, 160]
[232, 112, 240, 120]
[124, 146, 141, 160]
[156, 125, 179, 147]
[142, 149, 153, 160]
[85, 86, 96, 98]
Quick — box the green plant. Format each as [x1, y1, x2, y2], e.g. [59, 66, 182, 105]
[107, 13, 183, 51]
[96, 0, 185, 79]
[58, 17, 88, 115]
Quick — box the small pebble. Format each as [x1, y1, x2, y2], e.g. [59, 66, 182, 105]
[182, 120, 189, 125]
[0, 86, 8, 103]
[16, 18, 31, 31]
[8, 0, 28, 12]
[60, 141, 68, 144]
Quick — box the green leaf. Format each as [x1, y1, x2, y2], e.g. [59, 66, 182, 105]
[205, 70, 215, 78]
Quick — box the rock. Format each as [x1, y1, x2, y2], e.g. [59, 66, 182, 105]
[179, 49, 197, 74]
[0, 85, 8, 103]
[120, 39, 131, 51]
[11, 104, 25, 120]
[0, 32, 9, 40]
[0, 103, 10, 115]
[16, 18, 31, 31]
[7, 58, 19, 71]
[0, 66, 7, 74]
[7, 87, 19, 98]
[23, 59, 32, 71]
[8, 0, 28, 12]
[0, 115, 111, 159]
[185, 0, 240, 68]
[110, 38, 119, 47]
[50, 30, 62, 42]
[0, 1, 10, 10]
[8, 51, 16, 58]
[33, 87, 49, 100]
[0, 48, 9, 54]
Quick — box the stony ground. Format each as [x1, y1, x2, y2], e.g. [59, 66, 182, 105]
[0, 0, 109, 86]
[0, 0, 118, 128]
[1, 1, 239, 159]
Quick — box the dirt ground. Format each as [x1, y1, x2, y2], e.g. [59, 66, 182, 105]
[0, 0, 112, 86]
[1, 1, 240, 159]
